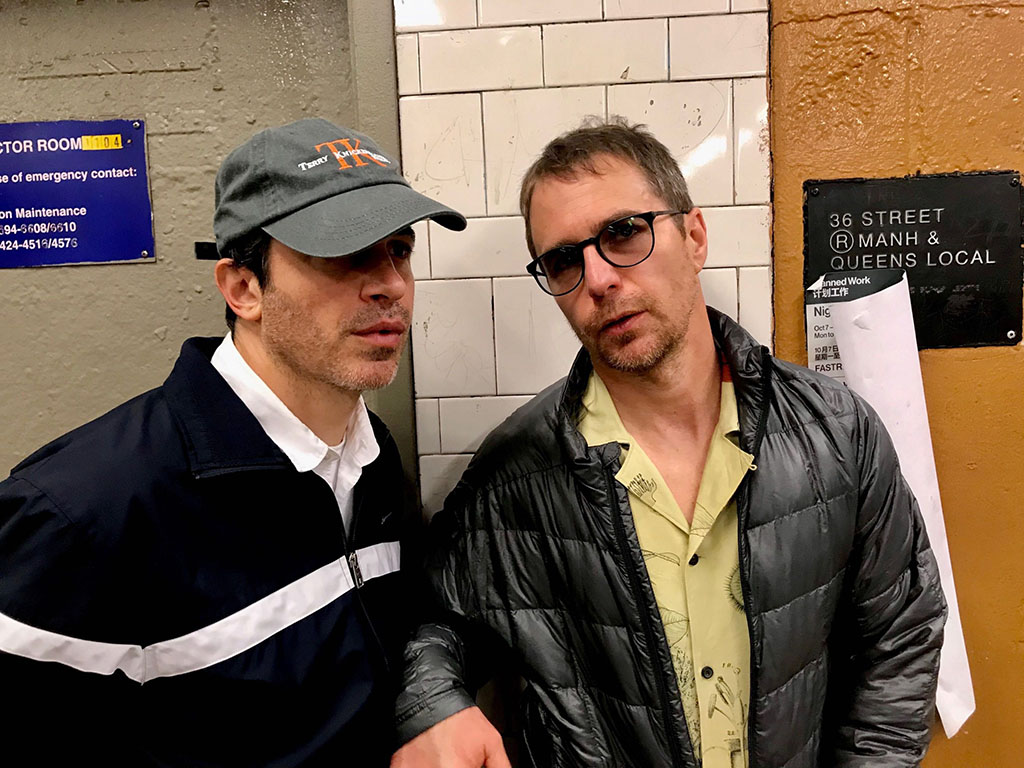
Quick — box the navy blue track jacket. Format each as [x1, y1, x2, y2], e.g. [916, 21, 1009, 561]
[0, 337, 416, 767]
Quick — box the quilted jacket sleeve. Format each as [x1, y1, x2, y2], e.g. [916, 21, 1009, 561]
[394, 482, 508, 745]
[827, 395, 947, 766]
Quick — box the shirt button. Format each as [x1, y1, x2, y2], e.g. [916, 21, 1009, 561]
[701, 666, 714, 680]
[688, 554, 699, 566]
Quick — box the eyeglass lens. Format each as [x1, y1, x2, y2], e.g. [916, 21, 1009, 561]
[537, 214, 655, 295]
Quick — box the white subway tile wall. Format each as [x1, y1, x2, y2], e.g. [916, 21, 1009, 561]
[542, 20, 669, 87]
[699, 268, 739, 321]
[483, 86, 606, 215]
[701, 205, 771, 267]
[439, 396, 534, 453]
[479, 0, 602, 26]
[608, 80, 734, 206]
[605, 0, 728, 18]
[396, 34, 420, 96]
[394, 0, 771, 510]
[394, 0, 476, 32]
[415, 398, 441, 454]
[733, 77, 770, 204]
[738, 265, 772, 346]
[399, 93, 486, 216]
[429, 216, 529, 278]
[411, 278, 496, 397]
[731, 0, 769, 11]
[419, 454, 473, 512]
[493, 276, 583, 394]
[419, 27, 543, 93]
[669, 13, 768, 80]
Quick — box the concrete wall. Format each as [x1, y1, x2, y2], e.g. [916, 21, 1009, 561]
[0, 0, 416, 476]
[393, 0, 773, 513]
[772, 1, 1024, 763]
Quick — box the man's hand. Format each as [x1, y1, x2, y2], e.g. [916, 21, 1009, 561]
[390, 706, 511, 768]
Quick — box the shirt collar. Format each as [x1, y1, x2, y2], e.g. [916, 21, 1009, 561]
[210, 334, 379, 474]
[579, 372, 630, 448]
[579, 369, 754, 535]
[338, 394, 381, 475]
[718, 366, 741, 438]
[579, 359, 742, 448]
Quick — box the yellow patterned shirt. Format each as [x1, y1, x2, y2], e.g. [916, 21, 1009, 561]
[578, 371, 754, 768]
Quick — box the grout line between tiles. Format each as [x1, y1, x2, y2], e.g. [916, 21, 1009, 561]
[490, 277, 500, 397]
[403, 72, 761, 99]
[433, 399, 442, 456]
[478, 91, 489, 216]
[396, 10, 765, 37]
[663, 16, 670, 81]
[424, 217, 432, 279]
[736, 267, 743, 327]
[415, 33, 422, 93]
[539, 24, 547, 88]
[731, 78, 738, 206]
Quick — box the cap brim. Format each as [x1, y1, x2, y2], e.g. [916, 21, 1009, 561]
[262, 182, 467, 258]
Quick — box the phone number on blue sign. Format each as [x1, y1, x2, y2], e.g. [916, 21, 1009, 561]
[1, 222, 78, 235]
[0, 238, 79, 250]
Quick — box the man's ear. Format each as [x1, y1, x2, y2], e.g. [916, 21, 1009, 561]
[214, 258, 263, 324]
[685, 208, 709, 272]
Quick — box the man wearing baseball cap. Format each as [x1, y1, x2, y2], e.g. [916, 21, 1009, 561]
[0, 118, 465, 766]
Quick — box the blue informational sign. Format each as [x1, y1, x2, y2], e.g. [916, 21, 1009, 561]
[0, 119, 155, 268]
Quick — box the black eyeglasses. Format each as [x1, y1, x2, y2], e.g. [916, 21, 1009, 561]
[526, 209, 690, 296]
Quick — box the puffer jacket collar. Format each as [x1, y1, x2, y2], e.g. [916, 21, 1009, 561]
[553, 307, 773, 456]
[709, 309, 774, 456]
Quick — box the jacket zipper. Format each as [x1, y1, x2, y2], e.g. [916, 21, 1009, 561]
[736, 347, 774, 765]
[605, 463, 689, 768]
[337, 481, 392, 674]
[736, 482, 757, 765]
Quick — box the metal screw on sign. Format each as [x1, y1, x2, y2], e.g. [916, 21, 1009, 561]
[1011, 177, 1020, 187]
[1009, 330, 1018, 340]
[811, 187, 820, 196]
[141, 250, 150, 259]
[132, 121, 141, 129]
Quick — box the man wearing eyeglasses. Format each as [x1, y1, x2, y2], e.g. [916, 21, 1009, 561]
[391, 119, 945, 768]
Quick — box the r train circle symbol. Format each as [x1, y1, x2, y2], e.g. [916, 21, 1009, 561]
[830, 229, 854, 254]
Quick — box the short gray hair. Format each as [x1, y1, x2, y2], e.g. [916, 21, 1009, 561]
[519, 116, 694, 257]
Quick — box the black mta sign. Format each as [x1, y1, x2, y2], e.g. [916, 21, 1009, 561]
[804, 171, 1022, 349]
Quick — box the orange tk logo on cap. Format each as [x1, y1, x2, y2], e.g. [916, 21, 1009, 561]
[314, 137, 390, 170]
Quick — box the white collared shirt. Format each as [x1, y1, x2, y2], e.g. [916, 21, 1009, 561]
[211, 334, 380, 534]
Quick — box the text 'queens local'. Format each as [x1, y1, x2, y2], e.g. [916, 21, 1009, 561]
[803, 173, 1022, 349]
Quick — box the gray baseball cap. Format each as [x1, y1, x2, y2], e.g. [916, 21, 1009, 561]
[213, 117, 466, 257]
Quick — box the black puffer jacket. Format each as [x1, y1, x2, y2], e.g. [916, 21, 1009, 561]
[396, 310, 945, 768]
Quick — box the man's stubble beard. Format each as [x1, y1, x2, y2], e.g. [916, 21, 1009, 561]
[573, 288, 696, 376]
[577, 315, 683, 375]
[261, 288, 411, 394]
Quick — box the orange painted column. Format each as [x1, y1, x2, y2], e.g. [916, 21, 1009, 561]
[771, 2, 1024, 765]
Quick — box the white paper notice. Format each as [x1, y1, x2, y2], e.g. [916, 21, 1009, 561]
[804, 282, 845, 385]
[829, 273, 975, 737]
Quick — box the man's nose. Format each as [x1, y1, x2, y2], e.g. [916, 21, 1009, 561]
[582, 243, 619, 297]
[363, 248, 409, 302]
